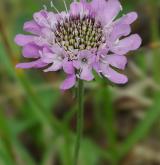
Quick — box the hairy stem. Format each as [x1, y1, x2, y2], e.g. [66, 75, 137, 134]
[74, 79, 84, 165]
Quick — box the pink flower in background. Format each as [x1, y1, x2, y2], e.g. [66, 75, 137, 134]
[15, 0, 142, 90]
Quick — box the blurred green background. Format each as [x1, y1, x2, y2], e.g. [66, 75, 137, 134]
[0, 0, 160, 165]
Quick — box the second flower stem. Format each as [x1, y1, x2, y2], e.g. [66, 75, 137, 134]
[74, 79, 84, 165]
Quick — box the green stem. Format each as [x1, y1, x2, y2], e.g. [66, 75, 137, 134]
[74, 79, 84, 165]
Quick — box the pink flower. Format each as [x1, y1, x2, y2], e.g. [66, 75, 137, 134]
[15, 0, 142, 90]
[73, 50, 95, 81]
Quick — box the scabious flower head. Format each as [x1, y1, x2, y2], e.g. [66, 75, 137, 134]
[15, 0, 142, 90]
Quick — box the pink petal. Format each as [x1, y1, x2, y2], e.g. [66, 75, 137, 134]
[40, 52, 54, 63]
[23, 20, 41, 35]
[73, 60, 81, 69]
[60, 74, 76, 90]
[80, 67, 94, 81]
[16, 59, 46, 69]
[109, 24, 131, 42]
[63, 59, 75, 74]
[101, 65, 128, 84]
[22, 44, 40, 58]
[47, 12, 58, 29]
[44, 62, 62, 72]
[14, 34, 34, 46]
[51, 45, 64, 54]
[109, 12, 138, 41]
[41, 28, 55, 44]
[70, 2, 83, 16]
[105, 55, 127, 70]
[111, 34, 142, 55]
[33, 36, 48, 47]
[93, 62, 100, 73]
[70, 1, 89, 16]
[33, 10, 49, 27]
[91, 0, 121, 25]
[116, 12, 138, 25]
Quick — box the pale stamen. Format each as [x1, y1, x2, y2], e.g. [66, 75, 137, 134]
[54, 15, 104, 55]
[62, 0, 68, 12]
[50, 1, 60, 14]
[43, 5, 48, 11]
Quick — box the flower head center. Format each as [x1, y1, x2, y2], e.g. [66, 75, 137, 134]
[54, 15, 104, 52]
[81, 57, 87, 63]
